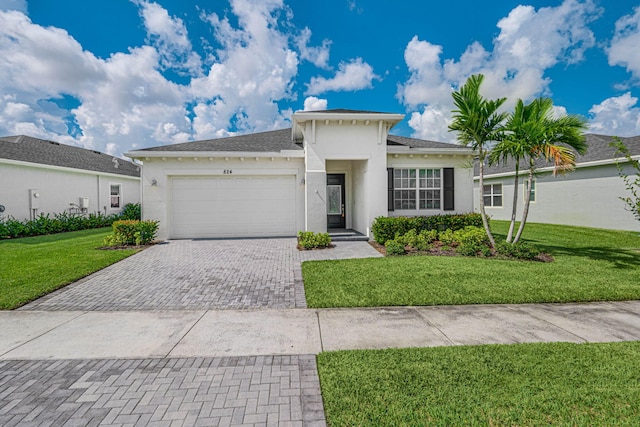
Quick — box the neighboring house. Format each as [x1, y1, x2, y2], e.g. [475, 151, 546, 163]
[126, 109, 475, 240]
[474, 134, 640, 232]
[0, 135, 141, 221]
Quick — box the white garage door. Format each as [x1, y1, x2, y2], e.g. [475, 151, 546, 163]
[170, 176, 297, 238]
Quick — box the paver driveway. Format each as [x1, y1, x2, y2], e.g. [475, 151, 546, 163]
[20, 238, 381, 311]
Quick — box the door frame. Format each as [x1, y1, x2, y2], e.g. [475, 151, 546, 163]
[326, 173, 346, 229]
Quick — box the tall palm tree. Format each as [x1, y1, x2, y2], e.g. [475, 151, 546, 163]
[490, 99, 541, 242]
[507, 98, 588, 243]
[449, 74, 507, 248]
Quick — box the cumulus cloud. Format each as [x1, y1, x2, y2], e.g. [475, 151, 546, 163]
[305, 57, 378, 95]
[134, 0, 202, 73]
[303, 96, 327, 111]
[0, 0, 317, 155]
[296, 27, 331, 69]
[588, 92, 640, 136]
[607, 6, 640, 82]
[399, 0, 601, 141]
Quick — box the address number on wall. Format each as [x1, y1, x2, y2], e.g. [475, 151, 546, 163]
[223, 170, 233, 174]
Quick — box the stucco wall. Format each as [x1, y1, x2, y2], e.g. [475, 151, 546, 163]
[387, 154, 475, 217]
[0, 161, 140, 221]
[474, 163, 639, 232]
[140, 156, 306, 240]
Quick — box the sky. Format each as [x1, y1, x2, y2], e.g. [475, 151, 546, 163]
[0, 0, 639, 158]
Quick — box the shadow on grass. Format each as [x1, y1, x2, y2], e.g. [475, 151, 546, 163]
[530, 241, 639, 269]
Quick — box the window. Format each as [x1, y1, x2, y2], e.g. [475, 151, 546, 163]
[110, 184, 121, 209]
[483, 183, 502, 207]
[524, 179, 536, 202]
[394, 168, 441, 210]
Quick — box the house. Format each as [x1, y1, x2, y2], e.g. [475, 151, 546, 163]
[475, 134, 640, 232]
[0, 135, 141, 221]
[126, 109, 476, 240]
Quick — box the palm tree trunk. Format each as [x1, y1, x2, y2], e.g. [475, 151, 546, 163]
[478, 150, 496, 248]
[513, 167, 533, 243]
[506, 162, 519, 243]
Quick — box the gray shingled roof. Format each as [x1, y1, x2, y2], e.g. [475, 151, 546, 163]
[138, 128, 302, 152]
[0, 135, 140, 177]
[138, 127, 470, 153]
[479, 134, 640, 176]
[387, 134, 471, 150]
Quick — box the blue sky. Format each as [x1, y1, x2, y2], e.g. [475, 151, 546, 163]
[0, 0, 639, 157]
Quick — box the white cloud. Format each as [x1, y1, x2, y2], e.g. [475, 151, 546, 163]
[296, 27, 331, 69]
[303, 96, 327, 111]
[607, 6, 640, 82]
[398, 0, 601, 140]
[588, 92, 640, 136]
[407, 106, 453, 143]
[0, 0, 26, 12]
[305, 57, 378, 95]
[134, 0, 202, 73]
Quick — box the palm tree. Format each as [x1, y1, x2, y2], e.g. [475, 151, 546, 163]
[502, 97, 588, 243]
[449, 74, 507, 248]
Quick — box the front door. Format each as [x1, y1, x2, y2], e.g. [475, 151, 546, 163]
[327, 174, 346, 229]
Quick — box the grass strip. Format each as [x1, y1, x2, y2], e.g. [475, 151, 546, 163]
[0, 228, 138, 309]
[318, 341, 640, 426]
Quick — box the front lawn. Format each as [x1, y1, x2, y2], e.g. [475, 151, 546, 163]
[0, 228, 139, 309]
[317, 342, 640, 426]
[303, 222, 640, 307]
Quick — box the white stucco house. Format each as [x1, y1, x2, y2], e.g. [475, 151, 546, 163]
[0, 135, 141, 221]
[475, 134, 640, 232]
[126, 109, 476, 240]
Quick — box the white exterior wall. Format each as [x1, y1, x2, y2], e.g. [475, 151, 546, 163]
[474, 163, 639, 232]
[387, 154, 475, 216]
[301, 120, 388, 236]
[0, 160, 140, 221]
[140, 155, 306, 240]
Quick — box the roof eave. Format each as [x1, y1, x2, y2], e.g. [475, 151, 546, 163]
[125, 150, 305, 160]
[387, 146, 475, 156]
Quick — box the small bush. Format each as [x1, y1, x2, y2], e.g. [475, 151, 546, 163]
[496, 241, 541, 260]
[453, 226, 491, 257]
[104, 220, 159, 246]
[385, 239, 406, 256]
[0, 211, 119, 239]
[371, 213, 485, 244]
[298, 231, 332, 249]
[438, 229, 456, 245]
[397, 229, 438, 251]
[119, 203, 141, 221]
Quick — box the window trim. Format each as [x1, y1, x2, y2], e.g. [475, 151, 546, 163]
[109, 183, 122, 210]
[393, 167, 442, 211]
[483, 183, 503, 208]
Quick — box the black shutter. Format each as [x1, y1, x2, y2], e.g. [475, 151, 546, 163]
[387, 168, 394, 211]
[443, 168, 454, 211]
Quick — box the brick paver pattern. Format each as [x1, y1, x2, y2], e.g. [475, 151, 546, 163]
[20, 238, 380, 311]
[0, 355, 326, 427]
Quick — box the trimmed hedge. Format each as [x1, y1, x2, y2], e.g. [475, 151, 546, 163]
[371, 213, 485, 244]
[0, 203, 142, 239]
[298, 231, 332, 249]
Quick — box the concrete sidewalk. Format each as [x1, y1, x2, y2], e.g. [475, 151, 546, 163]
[2, 301, 640, 360]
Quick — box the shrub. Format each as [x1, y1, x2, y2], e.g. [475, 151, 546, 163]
[385, 239, 406, 256]
[371, 213, 486, 244]
[119, 203, 141, 221]
[496, 241, 541, 260]
[298, 231, 332, 249]
[453, 226, 491, 257]
[438, 228, 456, 245]
[104, 220, 159, 246]
[397, 229, 438, 251]
[0, 210, 120, 239]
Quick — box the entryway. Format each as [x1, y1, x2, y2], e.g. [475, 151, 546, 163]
[327, 173, 345, 229]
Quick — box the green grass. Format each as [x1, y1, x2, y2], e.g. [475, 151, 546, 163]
[0, 228, 139, 309]
[303, 222, 640, 307]
[318, 342, 640, 426]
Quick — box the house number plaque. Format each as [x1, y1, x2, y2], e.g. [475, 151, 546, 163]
[223, 170, 233, 174]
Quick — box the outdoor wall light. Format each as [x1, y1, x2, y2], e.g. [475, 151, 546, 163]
[151, 178, 158, 186]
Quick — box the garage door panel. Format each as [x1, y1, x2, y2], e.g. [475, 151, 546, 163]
[170, 176, 296, 239]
